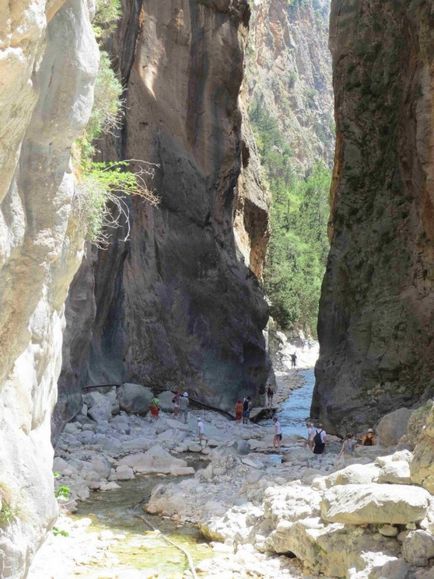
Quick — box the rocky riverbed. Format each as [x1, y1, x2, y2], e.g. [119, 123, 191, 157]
[28, 378, 434, 578]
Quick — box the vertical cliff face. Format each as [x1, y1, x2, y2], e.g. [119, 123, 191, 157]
[0, 1, 98, 576]
[56, 0, 270, 423]
[247, 0, 334, 172]
[312, 0, 434, 433]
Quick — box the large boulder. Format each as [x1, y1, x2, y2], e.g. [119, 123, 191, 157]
[377, 408, 412, 447]
[263, 485, 321, 525]
[266, 517, 401, 577]
[84, 392, 113, 423]
[319, 463, 381, 488]
[117, 383, 153, 415]
[118, 445, 193, 476]
[411, 403, 434, 494]
[376, 451, 412, 484]
[321, 484, 431, 525]
[157, 391, 176, 412]
[402, 530, 434, 567]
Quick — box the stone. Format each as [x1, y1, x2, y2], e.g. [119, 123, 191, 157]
[118, 446, 190, 475]
[263, 485, 322, 525]
[100, 481, 121, 491]
[402, 530, 434, 567]
[378, 525, 399, 538]
[89, 456, 112, 479]
[321, 463, 381, 488]
[157, 391, 176, 412]
[117, 383, 153, 415]
[369, 558, 411, 579]
[115, 465, 135, 481]
[321, 484, 431, 525]
[236, 441, 251, 456]
[377, 409, 413, 447]
[376, 451, 413, 484]
[86, 392, 113, 423]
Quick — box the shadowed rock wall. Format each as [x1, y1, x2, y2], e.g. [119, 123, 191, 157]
[312, 0, 434, 433]
[0, 0, 98, 576]
[55, 0, 270, 430]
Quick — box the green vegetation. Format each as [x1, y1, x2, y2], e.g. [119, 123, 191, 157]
[0, 484, 19, 527]
[55, 485, 71, 501]
[52, 526, 70, 537]
[74, 0, 158, 247]
[250, 98, 331, 335]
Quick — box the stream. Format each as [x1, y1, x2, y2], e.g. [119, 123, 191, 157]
[72, 472, 214, 577]
[277, 368, 315, 438]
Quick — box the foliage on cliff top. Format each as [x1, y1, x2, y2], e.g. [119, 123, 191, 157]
[250, 98, 330, 335]
[75, 0, 158, 247]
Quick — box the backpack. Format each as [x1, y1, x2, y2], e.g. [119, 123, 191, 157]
[314, 430, 323, 446]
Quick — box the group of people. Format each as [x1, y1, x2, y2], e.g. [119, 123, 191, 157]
[235, 396, 252, 423]
[305, 421, 377, 460]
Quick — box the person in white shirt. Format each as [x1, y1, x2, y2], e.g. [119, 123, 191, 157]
[197, 417, 207, 446]
[306, 421, 315, 450]
[273, 417, 282, 451]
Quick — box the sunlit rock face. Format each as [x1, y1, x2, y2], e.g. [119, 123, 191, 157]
[56, 0, 270, 428]
[246, 0, 334, 172]
[312, 0, 434, 433]
[0, 1, 98, 576]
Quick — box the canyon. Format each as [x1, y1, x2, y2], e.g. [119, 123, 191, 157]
[0, 0, 433, 577]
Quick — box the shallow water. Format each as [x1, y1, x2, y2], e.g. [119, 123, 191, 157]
[73, 474, 213, 577]
[277, 368, 315, 438]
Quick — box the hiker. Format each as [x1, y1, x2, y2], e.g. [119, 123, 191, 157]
[361, 428, 376, 446]
[313, 424, 326, 454]
[172, 390, 180, 417]
[150, 396, 160, 420]
[266, 385, 274, 407]
[197, 417, 207, 446]
[179, 392, 189, 424]
[290, 352, 297, 368]
[273, 416, 282, 451]
[242, 396, 251, 424]
[235, 399, 243, 422]
[337, 433, 357, 464]
[306, 421, 315, 450]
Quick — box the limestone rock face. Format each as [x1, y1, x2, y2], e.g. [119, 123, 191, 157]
[321, 484, 431, 525]
[411, 402, 434, 493]
[312, 0, 434, 433]
[246, 0, 334, 172]
[0, 0, 98, 576]
[377, 408, 413, 448]
[57, 0, 270, 421]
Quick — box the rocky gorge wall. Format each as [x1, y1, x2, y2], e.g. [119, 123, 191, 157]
[312, 0, 434, 433]
[54, 0, 271, 435]
[247, 0, 334, 172]
[0, 0, 98, 576]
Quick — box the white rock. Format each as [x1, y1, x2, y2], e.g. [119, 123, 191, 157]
[115, 465, 135, 480]
[378, 524, 399, 537]
[322, 463, 381, 487]
[86, 392, 113, 423]
[321, 484, 431, 525]
[377, 408, 412, 447]
[100, 482, 121, 491]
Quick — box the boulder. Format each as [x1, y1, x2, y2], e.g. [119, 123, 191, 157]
[235, 440, 251, 455]
[85, 392, 112, 423]
[320, 463, 381, 488]
[117, 383, 153, 415]
[263, 485, 321, 525]
[402, 530, 434, 567]
[369, 558, 411, 579]
[321, 484, 431, 525]
[411, 403, 434, 493]
[115, 465, 135, 480]
[118, 445, 192, 475]
[376, 451, 412, 484]
[157, 391, 176, 412]
[266, 518, 401, 577]
[89, 456, 112, 479]
[377, 408, 412, 447]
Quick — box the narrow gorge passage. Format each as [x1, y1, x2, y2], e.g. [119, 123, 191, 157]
[1, 1, 433, 578]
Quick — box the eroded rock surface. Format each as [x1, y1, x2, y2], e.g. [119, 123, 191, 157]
[0, 1, 98, 576]
[312, 0, 434, 433]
